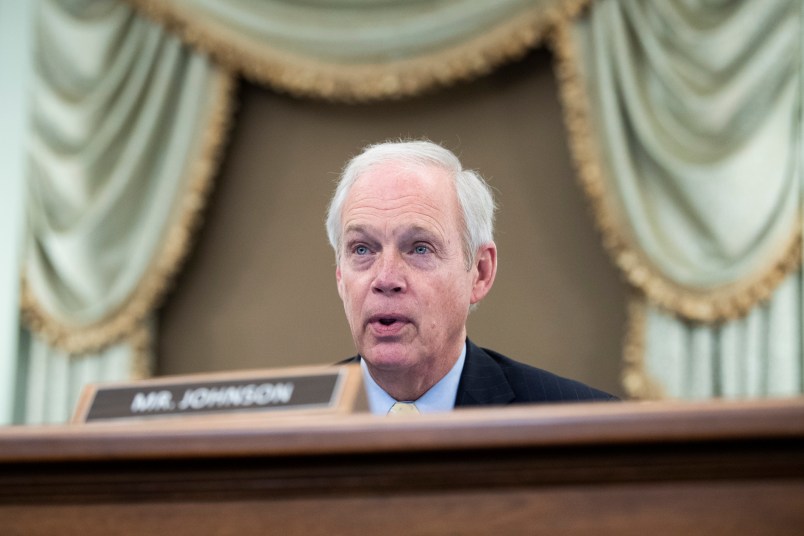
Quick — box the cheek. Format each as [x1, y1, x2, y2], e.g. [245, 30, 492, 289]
[339, 278, 365, 314]
[425, 279, 470, 318]
[341, 284, 356, 309]
[443, 280, 473, 316]
[441, 273, 471, 298]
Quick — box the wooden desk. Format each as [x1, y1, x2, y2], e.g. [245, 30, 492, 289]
[1, 399, 802, 535]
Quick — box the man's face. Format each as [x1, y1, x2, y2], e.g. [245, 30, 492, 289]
[335, 161, 493, 398]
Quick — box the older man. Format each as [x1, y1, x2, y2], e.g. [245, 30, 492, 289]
[326, 140, 616, 415]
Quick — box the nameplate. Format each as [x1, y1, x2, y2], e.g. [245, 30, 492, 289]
[72, 365, 366, 423]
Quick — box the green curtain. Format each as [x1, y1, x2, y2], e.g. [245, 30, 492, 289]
[0, 2, 34, 425]
[640, 272, 802, 399]
[127, 0, 571, 100]
[18, 0, 233, 423]
[16, 330, 138, 424]
[560, 0, 803, 398]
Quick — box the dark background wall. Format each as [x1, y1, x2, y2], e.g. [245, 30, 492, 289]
[157, 48, 629, 398]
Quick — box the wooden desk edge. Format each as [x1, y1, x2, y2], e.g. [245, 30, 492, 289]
[0, 398, 802, 463]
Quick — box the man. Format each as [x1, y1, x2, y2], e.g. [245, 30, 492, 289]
[326, 140, 616, 415]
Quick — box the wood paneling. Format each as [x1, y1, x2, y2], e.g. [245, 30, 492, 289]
[1, 399, 802, 534]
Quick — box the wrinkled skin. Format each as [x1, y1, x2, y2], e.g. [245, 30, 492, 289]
[336, 162, 496, 400]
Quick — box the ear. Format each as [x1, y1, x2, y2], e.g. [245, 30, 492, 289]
[470, 242, 497, 305]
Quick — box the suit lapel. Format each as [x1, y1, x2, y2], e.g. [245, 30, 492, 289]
[455, 340, 515, 407]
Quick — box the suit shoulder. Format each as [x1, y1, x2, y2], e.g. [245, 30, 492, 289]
[479, 346, 618, 402]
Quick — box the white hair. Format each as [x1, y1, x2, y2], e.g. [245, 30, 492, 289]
[325, 140, 496, 269]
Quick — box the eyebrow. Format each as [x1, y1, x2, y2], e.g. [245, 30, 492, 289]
[342, 224, 375, 238]
[399, 225, 441, 243]
[343, 223, 440, 241]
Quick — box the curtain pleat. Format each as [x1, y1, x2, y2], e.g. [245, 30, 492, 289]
[557, 0, 801, 322]
[18, 0, 234, 423]
[557, 0, 803, 400]
[125, 0, 575, 101]
[23, 0, 234, 354]
[634, 269, 804, 400]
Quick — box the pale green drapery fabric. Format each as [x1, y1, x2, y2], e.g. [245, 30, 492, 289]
[568, 0, 801, 320]
[639, 271, 803, 399]
[562, 0, 803, 398]
[19, 0, 232, 423]
[0, 1, 34, 425]
[127, 0, 575, 100]
[15, 329, 139, 424]
[168, 0, 537, 60]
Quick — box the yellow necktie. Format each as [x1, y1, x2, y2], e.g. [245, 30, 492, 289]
[387, 402, 420, 416]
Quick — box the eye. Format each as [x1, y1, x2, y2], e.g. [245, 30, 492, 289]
[413, 244, 431, 255]
[354, 245, 370, 256]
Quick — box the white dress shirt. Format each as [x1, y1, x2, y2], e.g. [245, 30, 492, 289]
[360, 343, 467, 415]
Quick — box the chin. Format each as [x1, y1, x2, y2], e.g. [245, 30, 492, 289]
[362, 344, 417, 371]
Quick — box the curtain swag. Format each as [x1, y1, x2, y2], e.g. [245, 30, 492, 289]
[549, 5, 802, 324]
[124, 0, 589, 102]
[21, 60, 237, 355]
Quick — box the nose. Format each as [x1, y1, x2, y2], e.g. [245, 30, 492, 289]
[372, 252, 406, 295]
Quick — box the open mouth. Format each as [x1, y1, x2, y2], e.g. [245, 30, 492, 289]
[368, 314, 409, 333]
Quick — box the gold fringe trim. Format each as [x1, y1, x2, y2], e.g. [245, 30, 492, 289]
[548, 10, 802, 323]
[124, 0, 587, 102]
[20, 69, 239, 355]
[128, 321, 153, 380]
[621, 293, 665, 400]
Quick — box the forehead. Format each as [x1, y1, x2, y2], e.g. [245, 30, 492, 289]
[342, 161, 460, 227]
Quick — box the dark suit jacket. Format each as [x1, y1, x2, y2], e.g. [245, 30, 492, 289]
[340, 339, 617, 407]
[455, 339, 617, 406]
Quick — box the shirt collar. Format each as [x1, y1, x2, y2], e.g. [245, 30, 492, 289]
[360, 342, 467, 415]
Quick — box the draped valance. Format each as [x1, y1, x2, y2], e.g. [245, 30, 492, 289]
[550, 0, 803, 399]
[125, 0, 581, 101]
[22, 0, 235, 355]
[551, 0, 802, 322]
